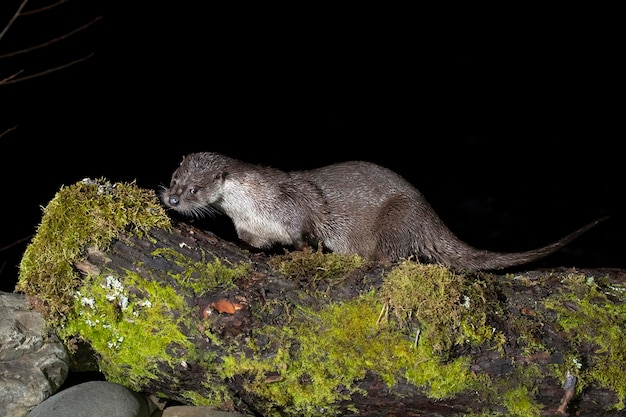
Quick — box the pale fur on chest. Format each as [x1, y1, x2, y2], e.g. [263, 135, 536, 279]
[218, 179, 295, 247]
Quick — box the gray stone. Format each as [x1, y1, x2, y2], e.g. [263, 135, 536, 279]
[25, 380, 158, 417]
[0, 291, 69, 417]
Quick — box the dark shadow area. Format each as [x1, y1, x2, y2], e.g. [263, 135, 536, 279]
[1, 2, 624, 293]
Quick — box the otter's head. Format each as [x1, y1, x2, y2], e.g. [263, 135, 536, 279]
[160, 152, 230, 218]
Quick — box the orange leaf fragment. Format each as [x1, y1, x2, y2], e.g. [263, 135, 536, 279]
[210, 299, 244, 315]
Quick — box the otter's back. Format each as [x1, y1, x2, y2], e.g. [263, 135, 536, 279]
[306, 161, 422, 207]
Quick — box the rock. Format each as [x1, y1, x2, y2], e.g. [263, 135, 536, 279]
[0, 291, 69, 417]
[25, 380, 158, 417]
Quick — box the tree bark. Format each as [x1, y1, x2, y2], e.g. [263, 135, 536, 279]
[66, 219, 626, 417]
[16, 179, 626, 417]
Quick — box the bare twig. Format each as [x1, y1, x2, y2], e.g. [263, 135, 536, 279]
[0, 126, 18, 138]
[1, 0, 101, 85]
[0, 235, 33, 252]
[0, 52, 94, 84]
[0, 70, 24, 84]
[0, 16, 102, 59]
[20, 0, 70, 16]
[0, 0, 29, 42]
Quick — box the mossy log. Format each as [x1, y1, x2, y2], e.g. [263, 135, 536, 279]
[15, 178, 626, 417]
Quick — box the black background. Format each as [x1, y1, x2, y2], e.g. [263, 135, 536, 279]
[1, 2, 624, 292]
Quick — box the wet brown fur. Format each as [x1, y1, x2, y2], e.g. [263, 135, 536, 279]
[161, 152, 605, 272]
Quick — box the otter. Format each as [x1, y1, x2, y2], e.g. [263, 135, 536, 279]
[161, 152, 605, 272]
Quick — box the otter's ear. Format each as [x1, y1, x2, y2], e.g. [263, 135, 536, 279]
[216, 171, 228, 181]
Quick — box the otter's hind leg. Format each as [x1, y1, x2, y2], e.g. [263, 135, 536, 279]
[370, 195, 417, 261]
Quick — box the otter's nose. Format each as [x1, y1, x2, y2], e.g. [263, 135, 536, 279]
[169, 196, 180, 206]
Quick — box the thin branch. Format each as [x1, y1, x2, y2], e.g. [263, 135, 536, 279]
[0, 234, 33, 252]
[0, 16, 102, 59]
[0, 0, 29, 42]
[0, 52, 94, 84]
[0, 126, 18, 138]
[20, 0, 70, 16]
[0, 70, 24, 84]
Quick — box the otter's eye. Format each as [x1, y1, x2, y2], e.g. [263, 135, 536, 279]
[189, 187, 197, 194]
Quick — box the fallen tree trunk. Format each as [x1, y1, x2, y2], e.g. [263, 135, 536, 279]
[15, 178, 626, 416]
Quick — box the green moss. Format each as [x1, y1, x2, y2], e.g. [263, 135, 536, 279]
[508, 315, 550, 357]
[221, 290, 475, 416]
[16, 178, 171, 323]
[56, 266, 231, 405]
[58, 270, 198, 390]
[151, 248, 249, 296]
[502, 385, 543, 417]
[379, 262, 506, 356]
[14, 177, 252, 406]
[268, 246, 367, 286]
[486, 363, 542, 417]
[23, 178, 623, 414]
[181, 388, 228, 407]
[544, 274, 626, 410]
[377, 262, 555, 415]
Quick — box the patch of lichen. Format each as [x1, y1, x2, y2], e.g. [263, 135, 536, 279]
[379, 261, 507, 357]
[57, 270, 198, 390]
[544, 273, 626, 410]
[54, 252, 252, 406]
[267, 246, 368, 286]
[16, 178, 171, 323]
[57, 267, 232, 405]
[151, 248, 249, 296]
[220, 290, 475, 416]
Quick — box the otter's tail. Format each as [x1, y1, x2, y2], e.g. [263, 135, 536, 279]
[448, 216, 608, 272]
